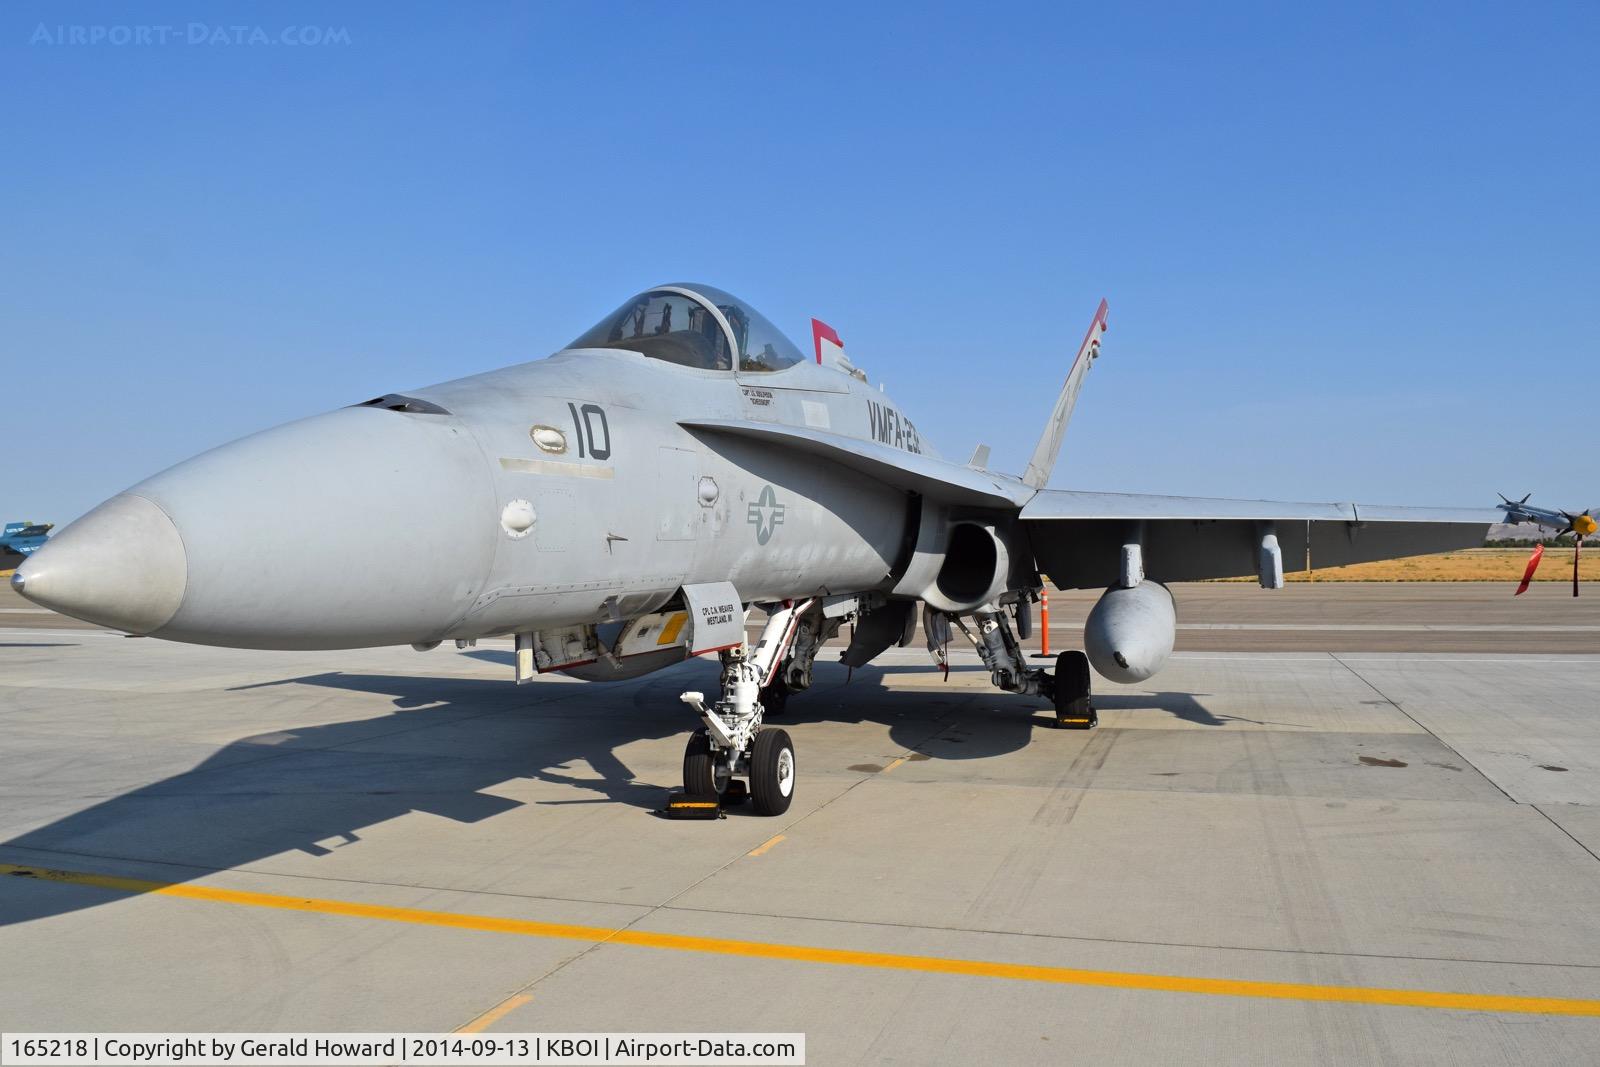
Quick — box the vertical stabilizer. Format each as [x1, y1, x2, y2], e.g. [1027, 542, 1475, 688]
[1022, 299, 1109, 489]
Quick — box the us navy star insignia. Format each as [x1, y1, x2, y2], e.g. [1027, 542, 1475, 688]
[746, 484, 786, 544]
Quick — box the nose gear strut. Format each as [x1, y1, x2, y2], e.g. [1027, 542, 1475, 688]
[677, 598, 813, 816]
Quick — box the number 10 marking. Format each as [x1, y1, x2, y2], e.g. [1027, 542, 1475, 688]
[567, 402, 611, 460]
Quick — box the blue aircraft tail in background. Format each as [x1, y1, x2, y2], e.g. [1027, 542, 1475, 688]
[1, 521, 53, 569]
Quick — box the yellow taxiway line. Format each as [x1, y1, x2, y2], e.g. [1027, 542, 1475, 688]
[455, 993, 534, 1033]
[6, 862, 1600, 1017]
[747, 834, 787, 857]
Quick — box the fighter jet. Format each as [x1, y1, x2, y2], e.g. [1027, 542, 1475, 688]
[11, 284, 1585, 815]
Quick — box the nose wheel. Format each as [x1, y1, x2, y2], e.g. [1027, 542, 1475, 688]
[683, 728, 733, 795]
[680, 726, 796, 815]
[749, 728, 796, 816]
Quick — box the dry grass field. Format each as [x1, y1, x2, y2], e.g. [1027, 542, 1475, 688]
[1222, 547, 1599, 583]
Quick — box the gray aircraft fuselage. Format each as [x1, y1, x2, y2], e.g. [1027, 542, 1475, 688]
[16, 325, 936, 650]
[16, 281, 1545, 678]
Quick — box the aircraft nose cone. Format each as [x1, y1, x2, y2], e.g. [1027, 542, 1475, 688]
[13, 494, 187, 634]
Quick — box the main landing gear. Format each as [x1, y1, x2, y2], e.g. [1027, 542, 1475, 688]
[1052, 649, 1097, 729]
[939, 599, 1098, 730]
[678, 599, 813, 816]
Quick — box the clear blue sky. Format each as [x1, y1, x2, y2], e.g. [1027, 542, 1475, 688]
[3, 2, 1595, 524]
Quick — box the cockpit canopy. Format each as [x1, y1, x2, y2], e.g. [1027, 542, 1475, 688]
[565, 284, 807, 373]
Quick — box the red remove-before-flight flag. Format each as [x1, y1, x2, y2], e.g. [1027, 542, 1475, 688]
[811, 319, 842, 364]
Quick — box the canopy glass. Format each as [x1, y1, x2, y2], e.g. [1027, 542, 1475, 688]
[566, 284, 806, 373]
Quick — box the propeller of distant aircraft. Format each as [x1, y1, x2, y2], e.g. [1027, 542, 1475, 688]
[1502, 494, 1596, 597]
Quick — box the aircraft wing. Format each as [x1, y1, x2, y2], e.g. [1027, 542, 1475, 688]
[680, 419, 1032, 508]
[1021, 490, 1499, 587]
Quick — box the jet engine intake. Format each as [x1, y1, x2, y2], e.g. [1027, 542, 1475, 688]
[924, 521, 1010, 613]
[1083, 580, 1176, 683]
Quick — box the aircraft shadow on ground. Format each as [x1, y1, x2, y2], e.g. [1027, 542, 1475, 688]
[0, 654, 1221, 926]
[1094, 692, 1224, 726]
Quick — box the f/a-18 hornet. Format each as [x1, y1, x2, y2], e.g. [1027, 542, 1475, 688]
[14, 284, 1593, 815]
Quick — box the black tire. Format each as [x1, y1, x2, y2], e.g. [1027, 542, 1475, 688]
[750, 728, 796, 816]
[1053, 649, 1097, 729]
[683, 729, 729, 795]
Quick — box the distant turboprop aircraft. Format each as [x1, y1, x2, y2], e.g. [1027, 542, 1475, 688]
[11, 285, 1589, 814]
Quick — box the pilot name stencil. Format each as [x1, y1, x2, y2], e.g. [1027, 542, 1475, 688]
[699, 602, 739, 627]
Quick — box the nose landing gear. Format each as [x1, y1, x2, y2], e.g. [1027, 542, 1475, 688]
[675, 599, 813, 817]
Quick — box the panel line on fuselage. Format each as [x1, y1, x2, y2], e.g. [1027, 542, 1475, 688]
[499, 457, 616, 479]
